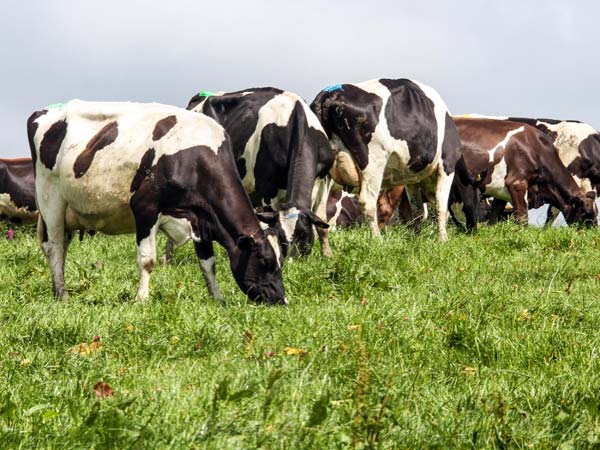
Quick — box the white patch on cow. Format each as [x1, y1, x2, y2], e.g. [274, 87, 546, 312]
[487, 126, 525, 162]
[539, 121, 597, 168]
[0, 193, 37, 221]
[266, 233, 282, 269]
[453, 113, 508, 120]
[258, 220, 283, 268]
[135, 224, 157, 301]
[279, 206, 300, 245]
[329, 191, 354, 229]
[240, 91, 254, 96]
[484, 158, 512, 201]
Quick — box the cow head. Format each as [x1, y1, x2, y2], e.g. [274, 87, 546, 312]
[256, 206, 329, 257]
[310, 85, 382, 172]
[231, 232, 287, 305]
[565, 191, 598, 227]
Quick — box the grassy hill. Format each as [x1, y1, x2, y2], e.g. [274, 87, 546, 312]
[1, 222, 600, 449]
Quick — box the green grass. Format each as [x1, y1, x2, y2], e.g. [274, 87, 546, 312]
[1, 221, 600, 449]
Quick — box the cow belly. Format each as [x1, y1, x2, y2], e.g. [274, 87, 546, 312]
[0, 193, 38, 222]
[382, 151, 438, 188]
[157, 214, 201, 246]
[483, 159, 511, 201]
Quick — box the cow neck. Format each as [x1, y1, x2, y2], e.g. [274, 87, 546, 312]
[283, 103, 316, 210]
[545, 159, 584, 209]
[208, 190, 264, 258]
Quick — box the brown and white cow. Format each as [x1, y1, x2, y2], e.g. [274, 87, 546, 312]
[310, 79, 462, 241]
[27, 100, 287, 304]
[450, 117, 597, 228]
[0, 157, 37, 223]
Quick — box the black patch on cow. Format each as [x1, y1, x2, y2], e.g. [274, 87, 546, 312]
[73, 121, 119, 178]
[152, 115, 177, 141]
[441, 112, 462, 174]
[27, 110, 47, 172]
[310, 84, 382, 171]
[39, 119, 67, 170]
[254, 120, 293, 204]
[130, 148, 156, 193]
[379, 78, 437, 173]
[308, 125, 334, 179]
[236, 157, 247, 181]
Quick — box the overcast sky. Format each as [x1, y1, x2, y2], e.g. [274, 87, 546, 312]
[2, 1, 598, 158]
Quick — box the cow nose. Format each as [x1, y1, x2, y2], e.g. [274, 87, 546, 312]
[281, 297, 289, 306]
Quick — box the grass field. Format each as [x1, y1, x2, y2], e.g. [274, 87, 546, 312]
[1, 221, 600, 449]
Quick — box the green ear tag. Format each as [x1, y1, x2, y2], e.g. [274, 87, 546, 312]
[198, 90, 216, 97]
[46, 102, 65, 110]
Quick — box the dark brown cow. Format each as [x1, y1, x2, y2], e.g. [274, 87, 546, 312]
[450, 118, 597, 228]
[0, 157, 37, 223]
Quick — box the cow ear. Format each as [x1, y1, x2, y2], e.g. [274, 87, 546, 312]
[256, 211, 279, 226]
[236, 235, 256, 250]
[586, 191, 597, 200]
[304, 210, 330, 229]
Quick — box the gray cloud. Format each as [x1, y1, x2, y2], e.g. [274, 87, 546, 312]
[2, 0, 598, 157]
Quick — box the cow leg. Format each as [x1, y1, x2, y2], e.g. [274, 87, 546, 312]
[135, 223, 158, 302]
[160, 239, 175, 264]
[506, 179, 529, 223]
[312, 176, 334, 257]
[358, 170, 384, 237]
[404, 184, 427, 233]
[37, 198, 70, 298]
[434, 169, 455, 242]
[194, 240, 225, 304]
[487, 198, 508, 224]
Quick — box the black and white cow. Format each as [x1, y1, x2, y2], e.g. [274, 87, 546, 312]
[0, 157, 37, 223]
[310, 79, 462, 241]
[186, 88, 334, 256]
[27, 100, 287, 305]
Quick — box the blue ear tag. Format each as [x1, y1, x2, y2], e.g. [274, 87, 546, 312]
[323, 84, 343, 93]
[285, 213, 300, 220]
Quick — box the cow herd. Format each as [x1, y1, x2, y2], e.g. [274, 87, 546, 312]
[0, 78, 597, 304]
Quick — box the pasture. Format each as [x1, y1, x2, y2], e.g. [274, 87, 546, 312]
[1, 222, 600, 449]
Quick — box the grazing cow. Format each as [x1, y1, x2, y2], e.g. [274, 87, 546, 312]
[27, 100, 287, 305]
[326, 185, 411, 229]
[186, 88, 334, 256]
[0, 158, 37, 223]
[450, 117, 597, 228]
[310, 78, 462, 241]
